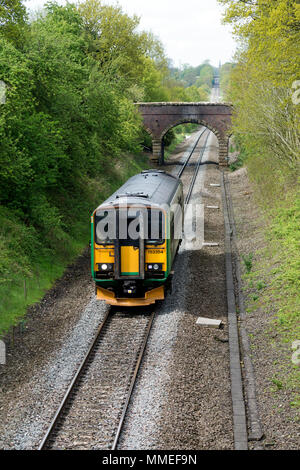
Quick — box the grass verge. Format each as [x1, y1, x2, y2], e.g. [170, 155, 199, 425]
[231, 141, 300, 407]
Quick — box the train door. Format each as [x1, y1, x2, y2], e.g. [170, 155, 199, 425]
[114, 208, 145, 280]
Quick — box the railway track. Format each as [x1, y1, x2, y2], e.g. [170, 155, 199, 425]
[177, 127, 207, 178]
[38, 129, 213, 451]
[39, 309, 156, 450]
[184, 129, 210, 204]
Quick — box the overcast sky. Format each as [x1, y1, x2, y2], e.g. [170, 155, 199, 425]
[24, 0, 237, 67]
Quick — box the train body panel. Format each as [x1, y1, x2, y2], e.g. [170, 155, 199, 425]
[91, 170, 183, 306]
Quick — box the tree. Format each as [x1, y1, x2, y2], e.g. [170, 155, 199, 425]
[170, 62, 215, 90]
[77, 0, 167, 93]
[220, 62, 235, 96]
[0, 0, 27, 46]
[218, 0, 300, 170]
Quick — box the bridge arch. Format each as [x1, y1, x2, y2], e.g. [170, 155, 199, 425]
[138, 102, 232, 166]
[161, 118, 222, 141]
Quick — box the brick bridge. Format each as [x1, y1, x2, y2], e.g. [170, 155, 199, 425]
[137, 102, 233, 166]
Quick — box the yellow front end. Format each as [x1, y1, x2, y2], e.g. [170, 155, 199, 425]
[93, 205, 168, 306]
[120, 246, 140, 276]
[96, 285, 165, 306]
[94, 243, 167, 277]
[94, 246, 115, 267]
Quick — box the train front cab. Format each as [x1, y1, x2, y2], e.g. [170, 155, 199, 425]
[91, 205, 170, 307]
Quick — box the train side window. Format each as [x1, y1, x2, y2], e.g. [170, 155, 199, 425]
[170, 212, 174, 241]
[147, 210, 164, 245]
[95, 210, 116, 244]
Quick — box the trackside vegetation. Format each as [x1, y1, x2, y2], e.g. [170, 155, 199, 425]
[218, 0, 300, 405]
[0, 1, 214, 335]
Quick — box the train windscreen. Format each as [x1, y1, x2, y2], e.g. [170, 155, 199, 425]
[95, 208, 164, 244]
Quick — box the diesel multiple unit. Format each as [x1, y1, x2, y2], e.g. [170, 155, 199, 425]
[91, 170, 184, 306]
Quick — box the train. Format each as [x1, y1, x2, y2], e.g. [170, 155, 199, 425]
[91, 169, 184, 306]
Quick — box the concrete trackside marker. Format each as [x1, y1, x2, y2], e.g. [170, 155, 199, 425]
[196, 317, 223, 329]
[206, 206, 219, 209]
[202, 242, 219, 247]
[210, 183, 221, 187]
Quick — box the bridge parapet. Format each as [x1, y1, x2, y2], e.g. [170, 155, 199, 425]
[137, 102, 233, 166]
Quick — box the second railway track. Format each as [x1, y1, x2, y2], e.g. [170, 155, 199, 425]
[184, 129, 210, 204]
[177, 127, 208, 178]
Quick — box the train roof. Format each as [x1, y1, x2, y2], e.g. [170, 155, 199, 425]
[97, 170, 181, 210]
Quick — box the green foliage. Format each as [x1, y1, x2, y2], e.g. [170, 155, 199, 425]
[228, 137, 248, 171]
[77, 0, 169, 99]
[0, 0, 28, 46]
[164, 124, 199, 159]
[218, 0, 300, 171]
[272, 378, 283, 391]
[220, 62, 235, 98]
[218, 0, 300, 405]
[0, 3, 144, 229]
[242, 253, 253, 273]
[170, 61, 215, 89]
[167, 61, 214, 102]
[229, 156, 243, 172]
[256, 281, 266, 291]
[0, 1, 209, 335]
[194, 64, 214, 89]
[0, 152, 149, 336]
[184, 85, 209, 102]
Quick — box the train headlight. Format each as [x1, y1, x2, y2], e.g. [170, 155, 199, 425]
[97, 263, 114, 271]
[147, 263, 163, 271]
